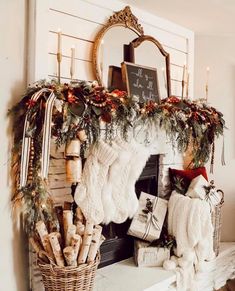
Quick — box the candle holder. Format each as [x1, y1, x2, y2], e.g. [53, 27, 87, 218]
[57, 52, 62, 84]
[181, 80, 185, 99]
[205, 84, 208, 103]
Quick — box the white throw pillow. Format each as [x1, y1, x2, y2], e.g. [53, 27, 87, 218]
[186, 175, 209, 199]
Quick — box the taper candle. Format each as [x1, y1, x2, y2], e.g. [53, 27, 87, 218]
[70, 45, 75, 80]
[57, 28, 62, 56]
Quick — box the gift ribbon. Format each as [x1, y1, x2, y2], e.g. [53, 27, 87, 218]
[20, 88, 56, 188]
[142, 197, 160, 241]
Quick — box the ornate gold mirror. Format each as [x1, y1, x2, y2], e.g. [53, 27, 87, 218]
[92, 6, 171, 98]
[92, 6, 144, 87]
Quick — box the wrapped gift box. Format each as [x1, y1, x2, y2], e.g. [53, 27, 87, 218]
[186, 174, 209, 199]
[134, 239, 170, 267]
[127, 192, 168, 242]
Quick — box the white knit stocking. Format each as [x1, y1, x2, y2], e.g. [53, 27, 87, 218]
[74, 140, 117, 224]
[102, 139, 133, 224]
[125, 142, 151, 218]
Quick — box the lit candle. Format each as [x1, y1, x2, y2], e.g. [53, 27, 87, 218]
[206, 66, 210, 102]
[70, 45, 75, 80]
[57, 28, 62, 56]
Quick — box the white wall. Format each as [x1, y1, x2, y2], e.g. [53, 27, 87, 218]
[0, 0, 28, 290]
[194, 35, 235, 241]
[29, 0, 194, 97]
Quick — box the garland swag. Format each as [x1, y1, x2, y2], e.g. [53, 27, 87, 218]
[9, 79, 225, 233]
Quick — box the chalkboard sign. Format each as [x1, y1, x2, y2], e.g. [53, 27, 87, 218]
[121, 62, 160, 103]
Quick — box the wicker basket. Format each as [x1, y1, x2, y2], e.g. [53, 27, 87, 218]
[38, 253, 100, 291]
[211, 189, 224, 256]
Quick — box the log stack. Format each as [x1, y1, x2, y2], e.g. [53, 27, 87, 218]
[30, 205, 104, 267]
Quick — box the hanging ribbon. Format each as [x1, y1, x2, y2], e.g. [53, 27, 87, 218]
[20, 88, 56, 188]
[210, 141, 215, 174]
[221, 134, 226, 166]
[142, 197, 160, 241]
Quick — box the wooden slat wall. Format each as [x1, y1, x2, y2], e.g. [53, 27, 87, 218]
[28, 2, 193, 289]
[29, 0, 194, 97]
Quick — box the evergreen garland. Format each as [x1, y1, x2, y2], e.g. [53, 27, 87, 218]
[9, 79, 226, 233]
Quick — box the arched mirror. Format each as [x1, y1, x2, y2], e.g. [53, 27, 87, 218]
[129, 35, 171, 98]
[92, 6, 144, 88]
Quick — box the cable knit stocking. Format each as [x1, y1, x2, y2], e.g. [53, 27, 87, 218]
[125, 142, 151, 218]
[102, 139, 133, 224]
[74, 140, 117, 224]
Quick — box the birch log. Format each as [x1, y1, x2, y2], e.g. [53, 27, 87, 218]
[63, 210, 73, 244]
[66, 224, 76, 246]
[76, 221, 85, 236]
[71, 234, 81, 264]
[63, 246, 77, 266]
[48, 232, 65, 267]
[87, 225, 102, 263]
[78, 221, 94, 264]
[36, 221, 55, 261]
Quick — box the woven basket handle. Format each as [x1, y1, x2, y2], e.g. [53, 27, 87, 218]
[38, 250, 55, 265]
[216, 189, 224, 206]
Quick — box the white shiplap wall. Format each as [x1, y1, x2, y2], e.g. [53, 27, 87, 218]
[28, 0, 194, 97]
[28, 2, 194, 290]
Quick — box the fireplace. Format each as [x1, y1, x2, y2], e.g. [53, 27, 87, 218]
[99, 154, 160, 268]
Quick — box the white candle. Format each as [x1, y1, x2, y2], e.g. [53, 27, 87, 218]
[57, 28, 62, 55]
[70, 45, 75, 79]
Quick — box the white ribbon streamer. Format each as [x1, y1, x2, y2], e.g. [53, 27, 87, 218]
[20, 88, 56, 188]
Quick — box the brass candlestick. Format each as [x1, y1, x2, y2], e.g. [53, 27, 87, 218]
[186, 72, 189, 99]
[205, 84, 208, 103]
[57, 52, 62, 84]
[181, 80, 185, 99]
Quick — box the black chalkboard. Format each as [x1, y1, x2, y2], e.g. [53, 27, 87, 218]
[121, 61, 160, 103]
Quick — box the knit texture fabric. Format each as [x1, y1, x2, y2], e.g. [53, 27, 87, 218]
[167, 192, 214, 290]
[74, 140, 118, 224]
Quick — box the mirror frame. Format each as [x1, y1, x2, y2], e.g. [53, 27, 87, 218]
[92, 6, 144, 86]
[129, 35, 171, 97]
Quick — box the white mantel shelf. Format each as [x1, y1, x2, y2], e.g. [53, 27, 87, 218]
[94, 257, 176, 291]
[94, 242, 235, 291]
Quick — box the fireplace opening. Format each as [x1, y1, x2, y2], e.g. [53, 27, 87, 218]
[99, 154, 160, 268]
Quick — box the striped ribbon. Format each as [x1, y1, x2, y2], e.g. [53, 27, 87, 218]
[20, 88, 56, 188]
[142, 197, 160, 241]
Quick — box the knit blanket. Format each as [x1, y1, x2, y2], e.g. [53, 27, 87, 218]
[167, 192, 215, 291]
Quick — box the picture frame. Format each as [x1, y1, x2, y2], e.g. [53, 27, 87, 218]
[121, 61, 160, 103]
